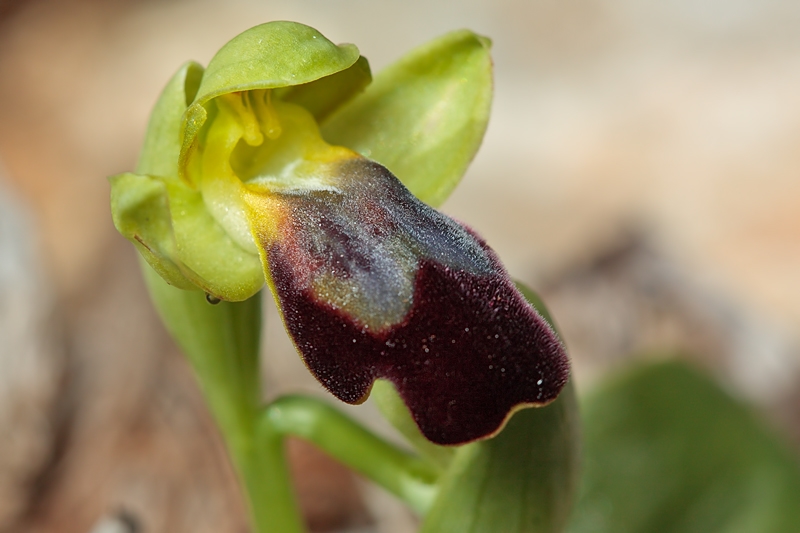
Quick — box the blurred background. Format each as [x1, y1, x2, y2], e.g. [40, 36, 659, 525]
[1, 0, 799, 531]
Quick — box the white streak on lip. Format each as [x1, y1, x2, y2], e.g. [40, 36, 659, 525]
[247, 161, 341, 195]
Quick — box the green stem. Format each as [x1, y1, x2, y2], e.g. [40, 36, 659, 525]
[141, 264, 305, 533]
[263, 395, 440, 515]
[239, 428, 305, 533]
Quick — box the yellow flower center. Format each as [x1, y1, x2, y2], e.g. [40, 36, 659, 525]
[193, 90, 358, 255]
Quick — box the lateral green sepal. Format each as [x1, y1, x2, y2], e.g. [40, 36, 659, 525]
[109, 172, 196, 290]
[322, 29, 493, 207]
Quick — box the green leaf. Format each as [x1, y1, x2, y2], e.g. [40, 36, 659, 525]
[322, 30, 493, 207]
[421, 381, 580, 533]
[568, 360, 800, 533]
[419, 282, 580, 532]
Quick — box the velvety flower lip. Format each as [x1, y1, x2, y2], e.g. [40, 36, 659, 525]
[246, 156, 570, 445]
[208, 93, 570, 446]
[110, 21, 570, 446]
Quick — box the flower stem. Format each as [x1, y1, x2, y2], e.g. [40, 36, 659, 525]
[238, 429, 305, 533]
[264, 395, 440, 515]
[141, 263, 305, 533]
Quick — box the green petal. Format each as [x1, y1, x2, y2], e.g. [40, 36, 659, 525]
[568, 361, 800, 533]
[110, 172, 196, 290]
[419, 283, 580, 532]
[163, 177, 264, 301]
[137, 61, 204, 177]
[322, 30, 493, 207]
[276, 56, 372, 123]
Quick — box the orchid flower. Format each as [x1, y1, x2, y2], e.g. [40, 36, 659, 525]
[110, 21, 569, 447]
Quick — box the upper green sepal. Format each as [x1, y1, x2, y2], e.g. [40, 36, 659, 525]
[110, 172, 265, 300]
[322, 29, 493, 207]
[110, 172, 196, 290]
[112, 22, 494, 303]
[180, 21, 363, 180]
[193, 21, 360, 106]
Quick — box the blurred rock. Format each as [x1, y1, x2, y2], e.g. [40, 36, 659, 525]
[0, 168, 63, 530]
[539, 232, 800, 445]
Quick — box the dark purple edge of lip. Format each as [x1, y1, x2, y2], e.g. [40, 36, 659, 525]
[268, 232, 570, 445]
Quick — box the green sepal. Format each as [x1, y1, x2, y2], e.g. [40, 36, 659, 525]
[162, 176, 264, 301]
[322, 29, 493, 207]
[111, 61, 206, 290]
[276, 55, 372, 122]
[137, 61, 204, 177]
[419, 282, 580, 532]
[109, 172, 196, 290]
[193, 21, 360, 105]
[180, 21, 361, 178]
[110, 172, 264, 300]
[568, 360, 800, 533]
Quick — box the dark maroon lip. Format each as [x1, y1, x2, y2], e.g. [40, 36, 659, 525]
[269, 245, 569, 446]
[256, 157, 570, 445]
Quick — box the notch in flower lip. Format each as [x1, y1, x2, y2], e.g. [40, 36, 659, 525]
[110, 21, 570, 445]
